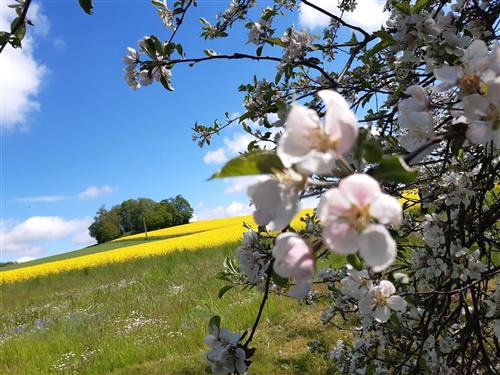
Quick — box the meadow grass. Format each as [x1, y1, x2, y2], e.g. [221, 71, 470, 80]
[0, 241, 347, 375]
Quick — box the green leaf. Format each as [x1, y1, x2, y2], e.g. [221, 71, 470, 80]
[450, 135, 465, 157]
[256, 45, 263, 57]
[363, 137, 383, 163]
[373, 156, 418, 183]
[366, 39, 395, 57]
[413, 0, 431, 13]
[347, 254, 363, 271]
[151, 0, 166, 9]
[272, 273, 289, 288]
[208, 315, 221, 330]
[79, 0, 94, 15]
[218, 285, 234, 299]
[13, 19, 26, 41]
[209, 151, 284, 180]
[394, 2, 411, 15]
[160, 76, 175, 91]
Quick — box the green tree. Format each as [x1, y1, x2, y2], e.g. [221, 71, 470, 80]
[88, 206, 122, 244]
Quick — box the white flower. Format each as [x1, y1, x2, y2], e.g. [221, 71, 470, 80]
[397, 85, 435, 157]
[358, 280, 407, 323]
[247, 18, 270, 45]
[205, 325, 247, 375]
[236, 230, 268, 288]
[247, 171, 304, 231]
[434, 40, 495, 94]
[123, 47, 140, 67]
[462, 77, 500, 146]
[318, 174, 402, 272]
[340, 266, 373, 300]
[277, 90, 358, 175]
[398, 85, 429, 114]
[272, 233, 314, 298]
[399, 111, 435, 152]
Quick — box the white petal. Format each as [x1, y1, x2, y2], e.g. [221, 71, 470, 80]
[486, 76, 500, 106]
[378, 280, 396, 296]
[272, 233, 313, 278]
[358, 225, 396, 273]
[463, 94, 490, 119]
[339, 174, 381, 207]
[248, 179, 299, 230]
[374, 304, 391, 323]
[319, 90, 358, 155]
[235, 348, 247, 374]
[318, 90, 350, 112]
[466, 121, 493, 144]
[434, 66, 461, 87]
[295, 150, 336, 175]
[399, 111, 434, 132]
[387, 295, 407, 312]
[277, 105, 318, 168]
[318, 188, 351, 221]
[288, 279, 312, 299]
[369, 193, 402, 226]
[463, 39, 488, 65]
[358, 295, 374, 314]
[406, 85, 428, 104]
[322, 221, 359, 254]
[493, 128, 500, 148]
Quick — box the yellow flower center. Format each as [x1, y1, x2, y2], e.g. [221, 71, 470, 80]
[344, 204, 371, 232]
[309, 126, 339, 152]
[458, 74, 481, 96]
[372, 289, 388, 304]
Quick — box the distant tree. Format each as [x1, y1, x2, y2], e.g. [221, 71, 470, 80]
[161, 195, 193, 225]
[89, 195, 193, 243]
[88, 206, 122, 244]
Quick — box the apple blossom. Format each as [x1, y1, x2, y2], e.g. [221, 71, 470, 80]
[277, 90, 358, 175]
[318, 174, 401, 272]
[462, 77, 500, 147]
[247, 170, 304, 231]
[358, 280, 407, 323]
[272, 232, 314, 298]
[340, 266, 373, 300]
[434, 40, 495, 94]
[205, 325, 247, 375]
[398, 85, 429, 114]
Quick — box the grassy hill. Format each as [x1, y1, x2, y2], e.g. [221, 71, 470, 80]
[0, 215, 345, 374]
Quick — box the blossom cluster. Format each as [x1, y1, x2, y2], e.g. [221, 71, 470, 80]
[122, 38, 173, 90]
[205, 325, 246, 375]
[246, 90, 403, 298]
[434, 40, 500, 146]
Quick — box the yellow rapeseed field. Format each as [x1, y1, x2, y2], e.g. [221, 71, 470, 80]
[2, 196, 424, 285]
[0, 213, 311, 284]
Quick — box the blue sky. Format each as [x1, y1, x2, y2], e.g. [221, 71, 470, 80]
[0, 0, 387, 262]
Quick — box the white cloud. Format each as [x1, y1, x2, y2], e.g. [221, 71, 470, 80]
[203, 147, 228, 165]
[14, 195, 69, 203]
[299, 0, 388, 32]
[195, 200, 252, 221]
[203, 133, 262, 166]
[17, 256, 35, 263]
[1, 216, 94, 259]
[14, 185, 114, 203]
[223, 133, 254, 154]
[78, 185, 114, 199]
[0, 2, 49, 130]
[224, 176, 267, 194]
[202, 112, 281, 166]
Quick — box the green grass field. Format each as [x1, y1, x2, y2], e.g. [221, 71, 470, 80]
[0, 239, 347, 374]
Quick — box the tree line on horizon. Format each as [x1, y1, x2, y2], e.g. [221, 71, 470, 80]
[88, 195, 193, 243]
